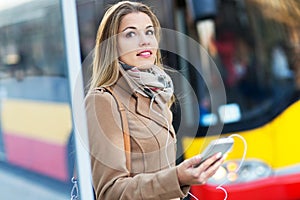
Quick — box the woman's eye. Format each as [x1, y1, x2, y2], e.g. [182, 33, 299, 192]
[125, 31, 136, 38]
[146, 29, 154, 35]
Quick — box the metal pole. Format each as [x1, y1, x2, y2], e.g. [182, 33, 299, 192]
[61, 0, 94, 199]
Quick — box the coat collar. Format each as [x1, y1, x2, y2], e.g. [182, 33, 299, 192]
[112, 66, 175, 137]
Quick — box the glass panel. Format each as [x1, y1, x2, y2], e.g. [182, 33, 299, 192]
[0, 0, 73, 199]
[193, 0, 298, 126]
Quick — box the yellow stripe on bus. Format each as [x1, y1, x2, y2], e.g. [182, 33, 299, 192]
[1, 99, 72, 145]
[182, 100, 300, 169]
[271, 100, 300, 168]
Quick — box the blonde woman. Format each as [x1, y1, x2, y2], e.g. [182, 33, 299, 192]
[85, 1, 224, 199]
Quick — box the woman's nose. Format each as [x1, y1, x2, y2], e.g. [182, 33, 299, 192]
[139, 33, 150, 46]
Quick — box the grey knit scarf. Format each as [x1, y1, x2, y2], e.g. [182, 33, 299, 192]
[125, 65, 174, 108]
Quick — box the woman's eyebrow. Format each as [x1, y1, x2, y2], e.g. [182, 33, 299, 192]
[146, 25, 154, 29]
[122, 25, 153, 32]
[121, 26, 137, 32]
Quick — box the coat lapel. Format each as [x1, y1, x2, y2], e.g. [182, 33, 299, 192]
[135, 94, 171, 132]
[114, 67, 176, 137]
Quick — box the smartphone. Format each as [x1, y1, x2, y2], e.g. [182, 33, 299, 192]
[194, 137, 234, 168]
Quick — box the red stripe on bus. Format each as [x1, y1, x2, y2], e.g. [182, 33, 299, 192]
[190, 173, 300, 200]
[3, 133, 69, 182]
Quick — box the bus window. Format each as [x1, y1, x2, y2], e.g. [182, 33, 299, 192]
[186, 0, 298, 129]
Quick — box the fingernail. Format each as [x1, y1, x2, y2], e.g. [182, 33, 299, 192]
[216, 152, 222, 159]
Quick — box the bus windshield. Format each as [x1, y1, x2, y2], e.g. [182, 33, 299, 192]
[192, 0, 299, 128]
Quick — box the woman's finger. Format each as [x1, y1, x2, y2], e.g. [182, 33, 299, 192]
[183, 155, 202, 168]
[205, 157, 225, 177]
[200, 152, 222, 171]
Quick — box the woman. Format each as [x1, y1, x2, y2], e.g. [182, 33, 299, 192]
[85, 1, 224, 199]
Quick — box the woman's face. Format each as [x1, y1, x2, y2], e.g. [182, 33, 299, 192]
[117, 12, 158, 68]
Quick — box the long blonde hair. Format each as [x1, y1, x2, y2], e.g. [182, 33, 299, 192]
[89, 1, 162, 91]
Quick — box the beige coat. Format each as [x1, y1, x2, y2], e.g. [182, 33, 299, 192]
[85, 68, 190, 200]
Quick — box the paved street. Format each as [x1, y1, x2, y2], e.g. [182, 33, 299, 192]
[0, 164, 70, 200]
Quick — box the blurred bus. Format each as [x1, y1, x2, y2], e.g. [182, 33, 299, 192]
[0, 0, 74, 184]
[180, 0, 300, 199]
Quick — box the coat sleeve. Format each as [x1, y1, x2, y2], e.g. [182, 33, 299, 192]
[85, 91, 190, 200]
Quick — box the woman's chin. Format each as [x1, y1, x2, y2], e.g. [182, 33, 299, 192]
[135, 61, 156, 69]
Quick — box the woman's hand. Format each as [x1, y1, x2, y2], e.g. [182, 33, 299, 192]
[176, 152, 224, 186]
